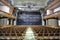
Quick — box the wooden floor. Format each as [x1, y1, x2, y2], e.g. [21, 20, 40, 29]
[0, 25, 60, 40]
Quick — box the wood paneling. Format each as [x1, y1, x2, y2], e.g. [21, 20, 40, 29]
[43, 14, 56, 19]
[1, 0, 14, 9]
[0, 0, 15, 19]
[45, 0, 59, 11]
[0, 13, 16, 19]
[43, 12, 60, 19]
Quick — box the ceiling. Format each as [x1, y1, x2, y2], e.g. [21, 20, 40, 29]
[12, 0, 49, 11]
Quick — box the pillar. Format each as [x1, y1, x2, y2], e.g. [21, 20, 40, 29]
[40, 9, 45, 26]
[9, 19, 16, 25]
[41, 13, 45, 26]
[9, 19, 11, 25]
[11, 19, 14, 25]
[11, 19, 15, 25]
[14, 19, 16, 25]
[12, 19, 16, 25]
[7, 18, 9, 25]
[46, 19, 48, 25]
[15, 10, 18, 25]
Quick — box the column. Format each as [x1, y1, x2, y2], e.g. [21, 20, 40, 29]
[11, 19, 14, 25]
[41, 13, 45, 26]
[14, 19, 16, 25]
[15, 10, 18, 25]
[9, 19, 15, 25]
[12, 19, 16, 25]
[16, 12, 18, 25]
[11, 19, 16, 25]
[40, 9, 45, 26]
[7, 19, 9, 25]
[9, 19, 12, 25]
[46, 19, 48, 26]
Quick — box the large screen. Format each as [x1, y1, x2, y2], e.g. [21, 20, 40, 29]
[16, 12, 42, 25]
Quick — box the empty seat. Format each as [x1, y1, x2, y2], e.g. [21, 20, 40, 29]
[0, 25, 59, 40]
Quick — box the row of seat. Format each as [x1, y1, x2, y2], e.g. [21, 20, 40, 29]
[33, 27, 59, 33]
[37, 39, 59, 40]
[0, 26, 27, 36]
[0, 25, 60, 40]
[0, 39, 59, 40]
[31, 26, 60, 36]
[32, 26, 60, 40]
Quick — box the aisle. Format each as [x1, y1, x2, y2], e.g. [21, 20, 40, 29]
[24, 27, 36, 40]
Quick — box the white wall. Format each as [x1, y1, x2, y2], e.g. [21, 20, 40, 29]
[0, 6, 10, 13]
[47, 10, 53, 15]
[54, 7, 60, 13]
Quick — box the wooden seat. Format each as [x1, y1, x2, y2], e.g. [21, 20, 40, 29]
[0, 25, 59, 40]
[31, 26, 60, 38]
[5, 33, 10, 36]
